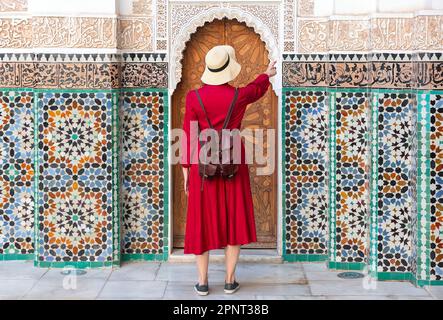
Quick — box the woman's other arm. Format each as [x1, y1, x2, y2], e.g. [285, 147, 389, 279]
[181, 91, 198, 195]
[238, 61, 277, 105]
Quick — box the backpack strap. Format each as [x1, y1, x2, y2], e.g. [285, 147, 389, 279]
[194, 89, 213, 129]
[194, 88, 239, 130]
[222, 88, 239, 129]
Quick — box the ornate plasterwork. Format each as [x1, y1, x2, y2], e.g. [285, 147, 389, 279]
[170, 2, 280, 93]
[155, 0, 167, 51]
[297, 18, 329, 53]
[297, 0, 314, 17]
[132, 0, 153, 15]
[0, 0, 27, 12]
[118, 17, 153, 51]
[371, 17, 414, 51]
[0, 53, 168, 89]
[328, 19, 370, 51]
[297, 15, 442, 53]
[32, 16, 117, 49]
[413, 15, 442, 50]
[283, 0, 296, 52]
[0, 15, 156, 51]
[282, 53, 443, 90]
[0, 17, 32, 48]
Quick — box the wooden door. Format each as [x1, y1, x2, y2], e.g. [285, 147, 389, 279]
[172, 18, 278, 249]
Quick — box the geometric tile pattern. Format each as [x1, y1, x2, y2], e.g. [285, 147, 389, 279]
[283, 89, 328, 257]
[0, 90, 34, 257]
[330, 91, 369, 263]
[35, 91, 118, 265]
[430, 93, 443, 281]
[121, 90, 167, 257]
[375, 92, 414, 273]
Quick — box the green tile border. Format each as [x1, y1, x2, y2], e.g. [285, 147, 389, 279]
[376, 272, 413, 281]
[369, 90, 379, 277]
[0, 254, 34, 261]
[416, 92, 431, 281]
[328, 261, 366, 271]
[121, 253, 167, 262]
[283, 254, 328, 262]
[112, 91, 121, 265]
[281, 88, 288, 256]
[328, 90, 337, 263]
[35, 261, 117, 269]
[161, 88, 169, 260]
[33, 90, 39, 265]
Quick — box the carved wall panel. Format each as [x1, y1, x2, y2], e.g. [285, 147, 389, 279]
[32, 16, 117, 49]
[132, 0, 153, 15]
[371, 17, 415, 51]
[297, 19, 329, 53]
[283, 0, 296, 52]
[0, 53, 168, 89]
[0, 0, 27, 12]
[117, 17, 154, 51]
[297, 0, 314, 17]
[328, 19, 370, 52]
[297, 15, 442, 53]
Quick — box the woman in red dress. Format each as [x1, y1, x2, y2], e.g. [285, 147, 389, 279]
[180, 45, 277, 295]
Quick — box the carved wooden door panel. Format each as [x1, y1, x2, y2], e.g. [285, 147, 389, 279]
[172, 18, 277, 249]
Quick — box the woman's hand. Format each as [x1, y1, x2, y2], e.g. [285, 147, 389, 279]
[182, 167, 189, 196]
[265, 60, 277, 78]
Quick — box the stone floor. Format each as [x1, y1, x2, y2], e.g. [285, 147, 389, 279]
[0, 260, 441, 300]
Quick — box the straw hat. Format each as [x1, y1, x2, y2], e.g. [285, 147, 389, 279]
[201, 45, 241, 85]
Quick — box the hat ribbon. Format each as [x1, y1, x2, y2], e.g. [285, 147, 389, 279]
[207, 55, 230, 73]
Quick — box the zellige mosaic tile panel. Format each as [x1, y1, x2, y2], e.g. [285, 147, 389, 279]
[0, 90, 34, 258]
[331, 91, 370, 264]
[35, 91, 118, 265]
[283, 89, 328, 257]
[375, 91, 415, 273]
[120, 90, 167, 257]
[430, 93, 443, 281]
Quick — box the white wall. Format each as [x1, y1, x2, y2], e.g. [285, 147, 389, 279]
[28, 0, 117, 15]
[432, 0, 443, 10]
[313, 0, 440, 16]
[334, 0, 376, 15]
[378, 0, 431, 12]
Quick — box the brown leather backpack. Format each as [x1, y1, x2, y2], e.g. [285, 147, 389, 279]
[194, 88, 239, 190]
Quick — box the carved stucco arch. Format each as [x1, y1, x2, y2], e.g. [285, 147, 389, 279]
[169, 6, 281, 96]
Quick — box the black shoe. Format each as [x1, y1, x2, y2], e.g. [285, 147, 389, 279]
[224, 280, 240, 294]
[194, 283, 209, 296]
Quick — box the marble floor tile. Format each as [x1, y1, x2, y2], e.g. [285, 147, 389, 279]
[425, 286, 443, 299]
[108, 262, 160, 281]
[163, 282, 254, 300]
[255, 295, 326, 300]
[309, 280, 432, 297]
[0, 261, 48, 280]
[156, 263, 226, 283]
[0, 279, 37, 299]
[98, 280, 167, 299]
[42, 267, 112, 281]
[23, 278, 106, 300]
[235, 263, 306, 284]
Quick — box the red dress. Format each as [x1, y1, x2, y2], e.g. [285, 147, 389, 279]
[181, 73, 271, 255]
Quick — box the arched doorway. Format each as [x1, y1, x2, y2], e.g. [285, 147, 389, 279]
[171, 18, 278, 249]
